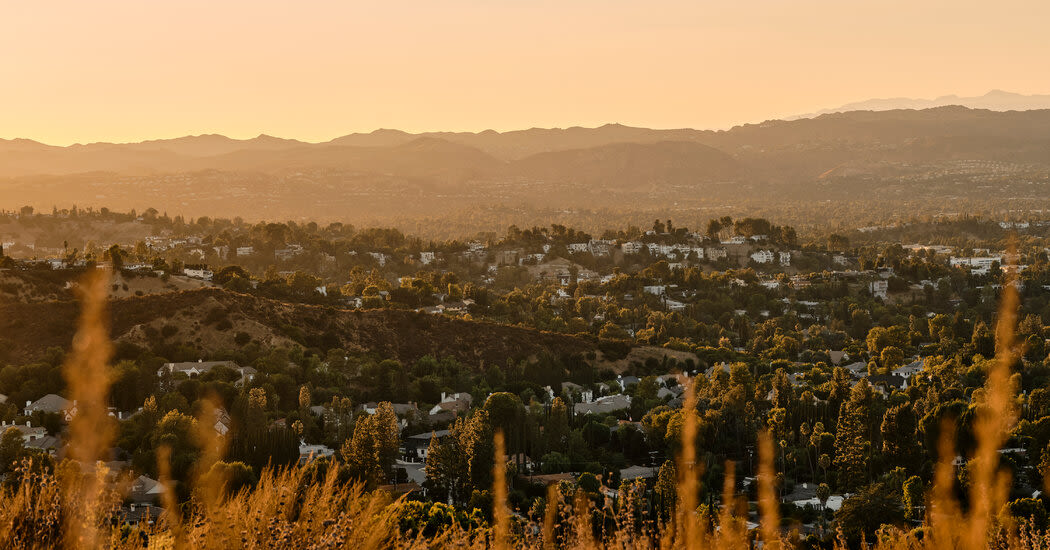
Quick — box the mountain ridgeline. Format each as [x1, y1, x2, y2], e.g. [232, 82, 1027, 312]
[1, 106, 1049, 227]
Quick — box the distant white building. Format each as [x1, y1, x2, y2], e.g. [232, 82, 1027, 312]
[274, 244, 304, 261]
[665, 299, 687, 313]
[567, 243, 590, 254]
[236, 246, 254, 257]
[779, 251, 792, 266]
[574, 394, 631, 415]
[419, 251, 436, 265]
[643, 285, 667, 296]
[621, 242, 644, 254]
[368, 252, 388, 266]
[705, 247, 728, 261]
[869, 280, 889, 299]
[950, 256, 1001, 275]
[183, 267, 213, 280]
[750, 250, 775, 264]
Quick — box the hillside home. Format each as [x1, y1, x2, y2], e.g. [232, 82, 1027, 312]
[157, 360, 243, 378]
[24, 394, 76, 420]
[574, 394, 631, 415]
[705, 247, 728, 261]
[0, 420, 47, 443]
[298, 442, 336, 464]
[665, 299, 687, 312]
[750, 250, 775, 264]
[621, 241, 644, 254]
[568, 243, 590, 254]
[429, 392, 472, 416]
[182, 266, 213, 280]
[128, 475, 167, 505]
[404, 429, 451, 461]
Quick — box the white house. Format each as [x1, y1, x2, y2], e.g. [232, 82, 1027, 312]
[24, 394, 76, 421]
[183, 267, 213, 280]
[429, 392, 472, 416]
[705, 247, 728, 261]
[750, 250, 775, 264]
[779, 251, 792, 266]
[869, 280, 889, 299]
[621, 242, 644, 254]
[574, 394, 631, 415]
[567, 243, 590, 254]
[0, 420, 47, 443]
[298, 442, 336, 464]
[665, 299, 687, 313]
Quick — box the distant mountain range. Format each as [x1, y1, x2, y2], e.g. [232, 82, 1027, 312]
[790, 90, 1050, 119]
[3, 106, 1050, 180]
[2, 106, 1049, 223]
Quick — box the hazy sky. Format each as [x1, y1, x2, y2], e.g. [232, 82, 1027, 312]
[3, 1, 1048, 145]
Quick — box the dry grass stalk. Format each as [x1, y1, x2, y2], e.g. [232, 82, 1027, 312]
[675, 378, 701, 549]
[492, 430, 511, 549]
[61, 268, 116, 550]
[542, 481, 561, 550]
[758, 430, 782, 550]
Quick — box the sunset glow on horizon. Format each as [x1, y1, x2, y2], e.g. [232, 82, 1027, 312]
[3, 0, 1049, 145]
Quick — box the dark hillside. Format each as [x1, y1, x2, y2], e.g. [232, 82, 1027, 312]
[0, 288, 596, 366]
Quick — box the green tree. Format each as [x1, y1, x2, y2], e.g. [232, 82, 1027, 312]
[834, 381, 874, 491]
[654, 459, 677, 518]
[816, 482, 832, 530]
[547, 398, 570, 453]
[834, 482, 904, 544]
[881, 404, 917, 467]
[0, 427, 26, 474]
[902, 476, 923, 521]
[341, 402, 400, 486]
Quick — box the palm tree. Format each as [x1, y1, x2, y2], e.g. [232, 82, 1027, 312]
[816, 482, 831, 534]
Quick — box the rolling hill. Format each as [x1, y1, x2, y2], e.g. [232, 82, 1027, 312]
[0, 288, 598, 367]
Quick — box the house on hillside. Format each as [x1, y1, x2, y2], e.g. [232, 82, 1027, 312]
[750, 250, 775, 264]
[621, 242, 644, 254]
[128, 475, 167, 505]
[404, 429, 451, 461]
[24, 394, 76, 421]
[182, 266, 213, 280]
[299, 442, 336, 464]
[574, 394, 631, 415]
[896, 358, 924, 377]
[429, 393, 472, 417]
[157, 360, 255, 385]
[212, 408, 233, 436]
[0, 420, 47, 443]
[705, 247, 728, 261]
[842, 361, 869, 379]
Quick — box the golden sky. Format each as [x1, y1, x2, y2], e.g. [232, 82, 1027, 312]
[3, 0, 1048, 145]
